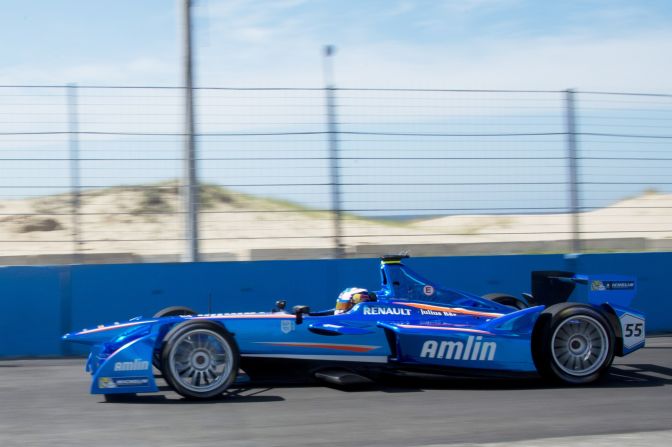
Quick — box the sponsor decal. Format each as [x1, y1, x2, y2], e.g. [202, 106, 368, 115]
[604, 280, 635, 290]
[99, 377, 150, 389]
[113, 359, 150, 372]
[420, 336, 497, 361]
[99, 377, 116, 389]
[113, 377, 150, 387]
[423, 285, 435, 296]
[420, 309, 457, 317]
[363, 307, 411, 316]
[280, 320, 295, 334]
[592, 280, 635, 291]
[591, 280, 606, 291]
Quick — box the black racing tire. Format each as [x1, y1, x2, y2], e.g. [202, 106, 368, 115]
[160, 320, 239, 399]
[152, 307, 197, 371]
[153, 306, 197, 318]
[532, 304, 615, 385]
[482, 293, 528, 310]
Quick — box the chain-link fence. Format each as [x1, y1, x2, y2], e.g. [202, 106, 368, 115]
[0, 85, 670, 264]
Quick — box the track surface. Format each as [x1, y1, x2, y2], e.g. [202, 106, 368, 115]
[1, 337, 671, 447]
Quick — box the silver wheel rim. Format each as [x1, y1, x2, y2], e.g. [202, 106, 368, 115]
[551, 315, 608, 377]
[168, 329, 234, 394]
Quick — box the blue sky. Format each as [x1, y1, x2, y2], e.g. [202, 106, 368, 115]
[0, 1, 670, 216]
[2, 0, 672, 91]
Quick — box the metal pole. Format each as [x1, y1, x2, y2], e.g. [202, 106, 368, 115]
[565, 89, 581, 253]
[323, 45, 344, 258]
[67, 83, 82, 261]
[182, 0, 199, 262]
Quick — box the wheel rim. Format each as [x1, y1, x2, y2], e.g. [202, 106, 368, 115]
[168, 329, 234, 394]
[551, 315, 608, 377]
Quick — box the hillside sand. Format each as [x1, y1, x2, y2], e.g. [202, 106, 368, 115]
[0, 185, 669, 261]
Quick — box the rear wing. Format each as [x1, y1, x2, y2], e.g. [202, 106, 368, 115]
[531, 271, 637, 307]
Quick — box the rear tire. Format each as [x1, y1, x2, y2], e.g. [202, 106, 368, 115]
[483, 293, 528, 310]
[161, 321, 239, 399]
[532, 304, 614, 385]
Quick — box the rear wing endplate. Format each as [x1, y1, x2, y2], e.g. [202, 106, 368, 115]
[532, 271, 637, 307]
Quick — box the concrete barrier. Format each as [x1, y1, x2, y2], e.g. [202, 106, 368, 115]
[0, 252, 670, 357]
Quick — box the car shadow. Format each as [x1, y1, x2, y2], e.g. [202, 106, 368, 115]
[105, 363, 672, 402]
[100, 387, 286, 404]
[600, 363, 672, 388]
[319, 363, 672, 392]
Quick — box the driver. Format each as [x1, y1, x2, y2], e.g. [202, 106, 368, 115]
[334, 287, 376, 314]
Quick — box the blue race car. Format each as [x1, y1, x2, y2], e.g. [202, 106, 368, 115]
[63, 255, 646, 399]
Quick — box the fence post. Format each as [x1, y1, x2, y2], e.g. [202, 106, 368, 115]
[565, 89, 581, 254]
[67, 84, 82, 261]
[182, 0, 199, 262]
[59, 267, 73, 355]
[323, 45, 344, 258]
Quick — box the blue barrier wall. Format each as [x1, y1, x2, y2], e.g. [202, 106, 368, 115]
[0, 252, 670, 357]
[0, 266, 65, 356]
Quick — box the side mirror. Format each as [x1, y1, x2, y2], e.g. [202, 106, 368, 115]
[293, 305, 310, 324]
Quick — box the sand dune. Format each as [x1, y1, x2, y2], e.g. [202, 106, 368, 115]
[0, 184, 669, 262]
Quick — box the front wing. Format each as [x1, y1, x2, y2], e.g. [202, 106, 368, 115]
[86, 329, 160, 395]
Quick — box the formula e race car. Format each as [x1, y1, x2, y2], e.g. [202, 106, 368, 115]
[63, 256, 646, 399]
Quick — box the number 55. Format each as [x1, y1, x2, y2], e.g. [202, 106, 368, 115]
[625, 323, 643, 337]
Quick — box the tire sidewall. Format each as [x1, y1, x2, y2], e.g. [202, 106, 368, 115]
[533, 304, 615, 385]
[483, 293, 528, 310]
[153, 306, 197, 318]
[160, 320, 240, 399]
[152, 307, 197, 371]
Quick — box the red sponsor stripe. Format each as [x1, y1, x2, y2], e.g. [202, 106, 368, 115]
[256, 342, 379, 353]
[397, 324, 491, 335]
[394, 302, 503, 318]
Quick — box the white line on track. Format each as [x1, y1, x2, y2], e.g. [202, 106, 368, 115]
[420, 430, 672, 447]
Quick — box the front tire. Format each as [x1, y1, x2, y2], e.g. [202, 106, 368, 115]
[153, 306, 197, 318]
[161, 321, 239, 399]
[532, 304, 614, 385]
[152, 306, 198, 371]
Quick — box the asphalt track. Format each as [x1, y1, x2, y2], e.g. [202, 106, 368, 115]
[1, 337, 671, 447]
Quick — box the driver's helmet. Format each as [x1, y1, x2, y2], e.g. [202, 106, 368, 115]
[335, 287, 374, 314]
